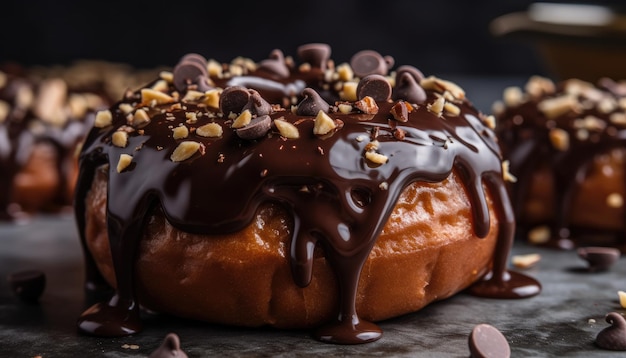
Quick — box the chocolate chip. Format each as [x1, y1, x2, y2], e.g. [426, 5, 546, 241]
[148, 333, 188, 358]
[297, 43, 331, 71]
[468, 324, 511, 358]
[577, 246, 621, 272]
[395, 65, 425, 83]
[173, 54, 209, 92]
[350, 50, 394, 78]
[595, 312, 626, 351]
[236, 114, 272, 140]
[8, 269, 46, 304]
[242, 90, 272, 116]
[257, 49, 290, 78]
[296, 88, 330, 115]
[357, 74, 392, 102]
[195, 75, 214, 92]
[393, 72, 427, 104]
[219, 86, 250, 115]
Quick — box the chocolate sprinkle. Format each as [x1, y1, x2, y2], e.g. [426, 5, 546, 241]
[468, 324, 511, 358]
[595, 312, 626, 351]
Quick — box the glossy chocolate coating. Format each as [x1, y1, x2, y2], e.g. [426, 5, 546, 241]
[74, 44, 540, 344]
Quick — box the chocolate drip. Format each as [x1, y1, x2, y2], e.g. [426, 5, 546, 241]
[75, 46, 540, 344]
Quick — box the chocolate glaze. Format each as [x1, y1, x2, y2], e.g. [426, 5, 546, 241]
[495, 77, 626, 252]
[74, 45, 540, 344]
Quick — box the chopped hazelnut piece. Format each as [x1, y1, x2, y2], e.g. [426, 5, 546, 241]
[196, 122, 223, 137]
[207, 59, 223, 78]
[314, 110, 337, 135]
[151, 79, 169, 92]
[183, 90, 205, 102]
[338, 103, 353, 114]
[420, 76, 465, 100]
[339, 82, 358, 101]
[159, 71, 174, 83]
[491, 100, 505, 117]
[528, 225, 550, 244]
[274, 118, 300, 139]
[365, 151, 388, 164]
[538, 95, 580, 119]
[170, 141, 201, 162]
[112, 131, 129, 148]
[355, 96, 379, 114]
[483, 114, 496, 130]
[503, 86, 523, 107]
[525, 76, 555, 97]
[391, 101, 410, 122]
[549, 128, 569, 151]
[232, 109, 252, 129]
[606, 193, 623, 208]
[116, 154, 133, 173]
[0, 100, 9, 123]
[204, 89, 221, 108]
[502, 160, 517, 183]
[94, 109, 113, 128]
[619, 291, 626, 308]
[118, 103, 134, 114]
[132, 109, 150, 126]
[336, 63, 354, 81]
[444, 102, 460, 116]
[427, 96, 445, 116]
[610, 112, 626, 126]
[185, 112, 198, 124]
[172, 125, 189, 139]
[597, 97, 617, 114]
[512, 253, 541, 269]
[141, 88, 174, 105]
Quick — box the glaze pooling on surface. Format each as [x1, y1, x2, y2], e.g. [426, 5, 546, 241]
[74, 44, 540, 344]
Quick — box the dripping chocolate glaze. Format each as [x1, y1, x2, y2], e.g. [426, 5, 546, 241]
[495, 77, 626, 251]
[74, 45, 540, 344]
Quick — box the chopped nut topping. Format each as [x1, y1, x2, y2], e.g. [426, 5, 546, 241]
[502, 160, 517, 183]
[390, 101, 410, 122]
[196, 122, 223, 137]
[159, 71, 174, 83]
[365, 151, 388, 164]
[483, 114, 496, 130]
[512, 253, 541, 269]
[393, 128, 406, 140]
[132, 109, 150, 126]
[141, 88, 174, 106]
[204, 89, 221, 108]
[183, 90, 205, 102]
[170, 141, 201, 162]
[151, 80, 169, 92]
[336, 63, 354, 81]
[549, 128, 570, 151]
[356, 135, 367, 142]
[172, 125, 189, 139]
[314, 110, 337, 135]
[444, 102, 460, 116]
[597, 97, 617, 114]
[525, 76, 555, 97]
[232, 109, 252, 129]
[116, 154, 133, 173]
[364, 140, 380, 152]
[185, 112, 198, 124]
[538, 95, 580, 119]
[619, 290, 626, 308]
[118, 103, 134, 114]
[427, 96, 445, 116]
[112, 131, 129, 148]
[0, 100, 9, 123]
[503, 86, 524, 107]
[207, 59, 223, 78]
[528, 225, 550, 244]
[491, 100, 505, 117]
[379, 182, 389, 190]
[355, 96, 379, 114]
[339, 82, 358, 101]
[606, 193, 623, 208]
[420, 76, 465, 100]
[610, 112, 626, 126]
[274, 118, 300, 139]
[338, 103, 353, 114]
[94, 109, 113, 128]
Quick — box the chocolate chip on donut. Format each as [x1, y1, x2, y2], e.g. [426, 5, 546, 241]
[219, 86, 251, 115]
[296, 88, 330, 116]
[297, 43, 331, 71]
[350, 50, 394, 78]
[357, 74, 392, 102]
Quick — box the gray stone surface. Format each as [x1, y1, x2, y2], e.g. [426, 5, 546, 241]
[1, 214, 625, 357]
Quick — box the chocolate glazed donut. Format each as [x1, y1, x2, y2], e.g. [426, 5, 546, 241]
[74, 44, 541, 344]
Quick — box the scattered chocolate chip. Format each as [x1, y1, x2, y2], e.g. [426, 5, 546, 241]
[595, 312, 626, 351]
[393, 72, 427, 104]
[395, 65, 425, 83]
[296, 88, 330, 115]
[257, 49, 290, 78]
[242, 90, 272, 116]
[148, 333, 188, 358]
[350, 50, 394, 78]
[357, 74, 392, 102]
[219, 86, 250, 115]
[468, 324, 511, 358]
[173, 53, 209, 92]
[8, 269, 46, 304]
[236, 115, 272, 140]
[297, 43, 331, 71]
[577, 246, 621, 272]
[195, 75, 214, 92]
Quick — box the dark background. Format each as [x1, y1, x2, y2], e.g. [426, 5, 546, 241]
[0, 0, 621, 77]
